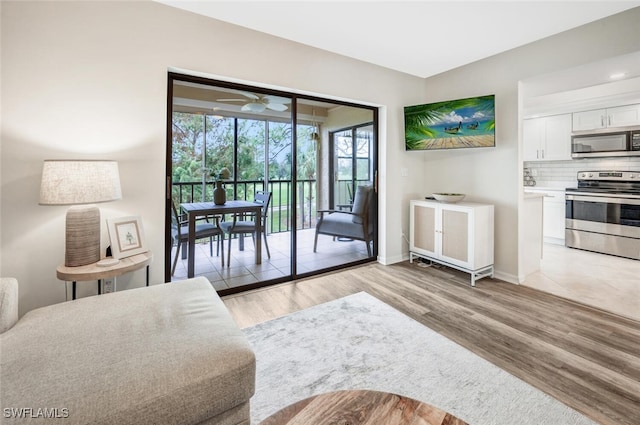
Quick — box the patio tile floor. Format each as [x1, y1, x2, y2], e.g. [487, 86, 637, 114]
[171, 227, 371, 290]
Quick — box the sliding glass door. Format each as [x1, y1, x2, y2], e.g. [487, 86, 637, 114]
[297, 106, 376, 275]
[166, 73, 377, 294]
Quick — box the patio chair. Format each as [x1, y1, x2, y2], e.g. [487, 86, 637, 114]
[314, 185, 375, 257]
[171, 202, 224, 276]
[220, 191, 272, 267]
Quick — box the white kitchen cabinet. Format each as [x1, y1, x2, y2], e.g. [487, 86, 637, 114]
[523, 114, 571, 162]
[525, 188, 565, 245]
[409, 199, 494, 286]
[522, 193, 543, 278]
[572, 109, 607, 131]
[608, 104, 640, 127]
[572, 103, 640, 131]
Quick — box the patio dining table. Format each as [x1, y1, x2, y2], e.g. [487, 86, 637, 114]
[180, 201, 262, 278]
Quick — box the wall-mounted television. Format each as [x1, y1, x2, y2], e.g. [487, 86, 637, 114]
[404, 94, 495, 151]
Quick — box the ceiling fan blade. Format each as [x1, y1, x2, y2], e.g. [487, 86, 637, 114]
[236, 90, 259, 100]
[242, 102, 267, 113]
[266, 103, 288, 112]
[263, 95, 291, 105]
[217, 98, 246, 102]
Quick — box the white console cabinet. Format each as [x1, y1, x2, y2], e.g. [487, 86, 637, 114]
[409, 199, 494, 286]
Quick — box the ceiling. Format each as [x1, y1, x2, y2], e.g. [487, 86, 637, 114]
[156, 1, 640, 78]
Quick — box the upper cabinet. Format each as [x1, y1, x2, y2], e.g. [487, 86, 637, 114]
[572, 103, 640, 131]
[609, 104, 640, 127]
[523, 114, 572, 162]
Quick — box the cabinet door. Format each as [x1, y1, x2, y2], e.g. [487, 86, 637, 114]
[410, 202, 437, 257]
[572, 109, 606, 131]
[607, 104, 640, 128]
[541, 191, 566, 243]
[440, 208, 470, 268]
[523, 118, 543, 161]
[544, 201, 566, 242]
[543, 114, 571, 161]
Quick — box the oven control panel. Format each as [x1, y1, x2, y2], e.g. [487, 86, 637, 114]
[578, 171, 640, 181]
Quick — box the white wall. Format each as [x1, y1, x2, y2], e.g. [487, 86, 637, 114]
[414, 7, 640, 282]
[0, 1, 424, 316]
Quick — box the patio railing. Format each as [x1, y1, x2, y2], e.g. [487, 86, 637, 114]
[172, 179, 317, 233]
[172, 178, 371, 234]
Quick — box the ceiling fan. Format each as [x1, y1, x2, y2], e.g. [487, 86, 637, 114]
[217, 91, 290, 113]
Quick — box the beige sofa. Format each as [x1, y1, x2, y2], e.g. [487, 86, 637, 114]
[0, 277, 255, 425]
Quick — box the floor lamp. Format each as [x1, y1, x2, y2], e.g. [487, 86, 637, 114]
[39, 160, 122, 267]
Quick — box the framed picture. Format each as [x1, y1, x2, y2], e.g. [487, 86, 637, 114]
[404, 94, 495, 151]
[106, 216, 147, 259]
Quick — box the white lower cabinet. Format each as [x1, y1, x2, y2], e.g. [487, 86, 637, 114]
[525, 188, 566, 245]
[409, 200, 494, 286]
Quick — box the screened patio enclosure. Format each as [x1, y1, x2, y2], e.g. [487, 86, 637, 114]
[166, 74, 378, 295]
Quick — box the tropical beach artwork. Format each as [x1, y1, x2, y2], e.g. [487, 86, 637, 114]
[404, 94, 495, 150]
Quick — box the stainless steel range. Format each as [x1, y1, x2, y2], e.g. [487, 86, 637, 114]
[565, 171, 640, 260]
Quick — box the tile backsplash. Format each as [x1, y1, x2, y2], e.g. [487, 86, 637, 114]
[524, 157, 640, 187]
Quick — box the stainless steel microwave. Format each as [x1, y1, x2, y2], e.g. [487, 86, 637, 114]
[571, 130, 640, 158]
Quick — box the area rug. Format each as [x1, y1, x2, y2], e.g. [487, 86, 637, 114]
[243, 292, 597, 425]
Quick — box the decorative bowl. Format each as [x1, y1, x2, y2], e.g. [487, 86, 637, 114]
[432, 193, 466, 203]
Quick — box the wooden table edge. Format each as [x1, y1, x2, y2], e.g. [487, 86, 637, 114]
[56, 251, 153, 281]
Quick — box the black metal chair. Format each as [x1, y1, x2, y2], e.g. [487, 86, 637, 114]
[171, 202, 224, 276]
[219, 191, 272, 267]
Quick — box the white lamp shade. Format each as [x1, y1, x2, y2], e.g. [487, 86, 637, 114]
[39, 160, 122, 205]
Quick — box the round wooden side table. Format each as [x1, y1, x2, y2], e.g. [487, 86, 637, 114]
[258, 389, 468, 425]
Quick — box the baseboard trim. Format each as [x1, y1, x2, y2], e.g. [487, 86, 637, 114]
[496, 271, 519, 284]
[378, 254, 408, 265]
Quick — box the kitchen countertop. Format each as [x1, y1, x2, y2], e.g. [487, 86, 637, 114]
[525, 187, 567, 192]
[524, 181, 576, 191]
[525, 184, 577, 191]
[524, 192, 545, 199]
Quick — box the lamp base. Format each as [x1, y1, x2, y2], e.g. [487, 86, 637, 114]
[97, 258, 120, 267]
[65, 205, 101, 267]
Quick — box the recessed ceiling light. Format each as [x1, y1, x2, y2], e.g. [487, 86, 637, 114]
[609, 72, 626, 80]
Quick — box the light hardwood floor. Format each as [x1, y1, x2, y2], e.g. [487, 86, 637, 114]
[223, 261, 640, 425]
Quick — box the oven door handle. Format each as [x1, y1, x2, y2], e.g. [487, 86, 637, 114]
[566, 194, 640, 205]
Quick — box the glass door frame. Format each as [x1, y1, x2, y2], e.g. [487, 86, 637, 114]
[165, 72, 379, 294]
[329, 122, 375, 210]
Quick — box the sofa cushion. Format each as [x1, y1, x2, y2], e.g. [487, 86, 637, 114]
[320, 212, 366, 239]
[0, 277, 19, 333]
[0, 277, 255, 425]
